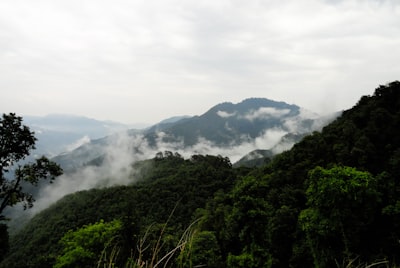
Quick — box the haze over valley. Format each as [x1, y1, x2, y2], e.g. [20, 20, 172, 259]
[2, 81, 400, 268]
[1, 0, 400, 267]
[12, 97, 337, 216]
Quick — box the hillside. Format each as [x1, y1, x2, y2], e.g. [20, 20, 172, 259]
[1, 154, 236, 268]
[2, 97, 332, 235]
[144, 98, 316, 147]
[52, 98, 332, 173]
[3, 82, 400, 267]
[209, 81, 400, 267]
[233, 132, 309, 167]
[24, 114, 132, 157]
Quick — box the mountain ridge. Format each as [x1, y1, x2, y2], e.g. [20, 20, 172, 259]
[51, 97, 335, 172]
[3, 81, 400, 268]
[22, 114, 132, 157]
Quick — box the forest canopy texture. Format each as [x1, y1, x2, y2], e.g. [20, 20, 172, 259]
[1, 81, 400, 268]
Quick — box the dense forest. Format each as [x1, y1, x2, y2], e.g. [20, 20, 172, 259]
[1, 81, 400, 267]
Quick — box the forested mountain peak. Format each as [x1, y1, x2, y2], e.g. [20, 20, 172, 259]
[53, 96, 328, 173]
[250, 80, 400, 266]
[8, 82, 400, 267]
[307, 80, 400, 174]
[205, 97, 300, 117]
[154, 97, 314, 147]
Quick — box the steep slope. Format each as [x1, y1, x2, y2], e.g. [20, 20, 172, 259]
[144, 115, 192, 133]
[24, 114, 131, 156]
[233, 132, 308, 167]
[146, 98, 305, 146]
[1, 154, 235, 268]
[53, 98, 332, 172]
[2, 81, 399, 268]
[197, 81, 400, 267]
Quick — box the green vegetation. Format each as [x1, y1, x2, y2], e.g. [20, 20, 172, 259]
[1, 81, 400, 267]
[54, 219, 122, 268]
[1, 153, 235, 268]
[0, 113, 63, 262]
[299, 166, 380, 267]
[0, 113, 63, 218]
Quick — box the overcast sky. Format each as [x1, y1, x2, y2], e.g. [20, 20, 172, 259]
[0, 0, 399, 124]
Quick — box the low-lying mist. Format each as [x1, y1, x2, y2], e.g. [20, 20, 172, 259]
[9, 111, 338, 224]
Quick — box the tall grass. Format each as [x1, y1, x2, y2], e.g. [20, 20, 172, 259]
[337, 256, 390, 268]
[98, 202, 201, 268]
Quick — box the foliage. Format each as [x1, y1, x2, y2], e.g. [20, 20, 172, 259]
[54, 219, 122, 268]
[2, 81, 400, 267]
[299, 166, 380, 267]
[1, 153, 236, 268]
[0, 113, 36, 170]
[0, 113, 63, 219]
[196, 81, 400, 267]
[177, 230, 222, 268]
[0, 113, 62, 262]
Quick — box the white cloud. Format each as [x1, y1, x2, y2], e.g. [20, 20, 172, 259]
[217, 110, 236, 118]
[0, 0, 398, 124]
[254, 128, 288, 149]
[282, 107, 338, 133]
[65, 135, 91, 152]
[30, 132, 150, 214]
[23, 104, 336, 217]
[26, 127, 289, 214]
[242, 107, 291, 121]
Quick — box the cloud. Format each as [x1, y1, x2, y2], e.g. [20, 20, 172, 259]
[5, 104, 339, 222]
[25, 127, 289, 215]
[283, 108, 319, 133]
[30, 131, 146, 214]
[65, 135, 91, 152]
[254, 128, 288, 149]
[283, 107, 338, 133]
[13, 108, 338, 221]
[0, 0, 399, 124]
[217, 110, 236, 118]
[241, 107, 291, 121]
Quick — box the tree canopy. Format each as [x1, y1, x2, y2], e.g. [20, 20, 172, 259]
[2, 81, 400, 267]
[0, 113, 63, 219]
[0, 113, 62, 261]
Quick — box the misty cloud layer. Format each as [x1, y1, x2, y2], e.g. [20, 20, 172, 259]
[241, 107, 292, 121]
[0, 0, 399, 123]
[26, 111, 337, 216]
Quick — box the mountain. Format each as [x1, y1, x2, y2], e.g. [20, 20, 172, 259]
[143, 115, 192, 134]
[1, 155, 236, 268]
[233, 132, 309, 167]
[143, 97, 336, 149]
[2, 97, 333, 235]
[23, 114, 132, 156]
[233, 149, 274, 167]
[3, 81, 400, 268]
[52, 98, 336, 172]
[145, 98, 312, 146]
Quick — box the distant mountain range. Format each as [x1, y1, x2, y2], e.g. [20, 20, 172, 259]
[48, 98, 339, 171]
[144, 98, 332, 146]
[3, 97, 339, 232]
[23, 114, 134, 156]
[4, 82, 400, 268]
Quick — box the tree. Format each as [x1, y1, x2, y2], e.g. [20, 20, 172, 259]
[177, 230, 223, 268]
[299, 166, 380, 267]
[54, 219, 122, 268]
[225, 175, 273, 267]
[0, 113, 63, 220]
